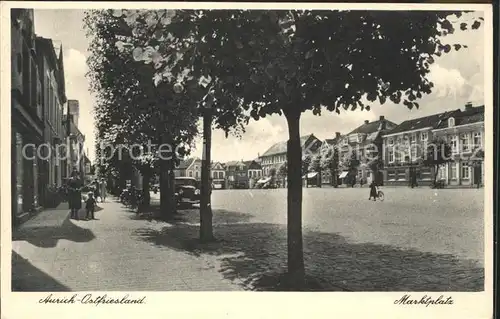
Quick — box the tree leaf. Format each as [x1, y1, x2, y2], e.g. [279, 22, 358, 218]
[132, 47, 144, 61]
[471, 21, 481, 30]
[305, 49, 314, 60]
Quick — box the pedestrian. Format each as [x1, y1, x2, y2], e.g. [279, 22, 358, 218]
[94, 179, 101, 202]
[368, 181, 378, 201]
[85, 192, 97, 220]
[100, 178, 107, 202]
[68, 169, 83, 220]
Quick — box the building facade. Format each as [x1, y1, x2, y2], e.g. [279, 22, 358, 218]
[11, 9, 45, 225]
[319, 132, 342, 186]
[211, 161, 226, 189]
[259, 134, 323, 177]
[36, 36, 66, 190]
[245, 160, 263, 189]
[431, 104, 484, 187]
[338, 116, 397, 186]
[225, 161, 249, 189]
[382, 103, 484, 187]
[174, 158, 202, 180]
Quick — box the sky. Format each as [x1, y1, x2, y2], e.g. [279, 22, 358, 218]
[33, 9, 485, 164]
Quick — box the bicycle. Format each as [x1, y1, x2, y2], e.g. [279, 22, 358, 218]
[376, 188, 384, 201]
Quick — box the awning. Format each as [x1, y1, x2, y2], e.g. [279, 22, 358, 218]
[257, 177, 271, 184]
[302, 172, 318, 179]
[339, 171, 349, 179]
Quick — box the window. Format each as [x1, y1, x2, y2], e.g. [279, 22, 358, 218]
[394, 148, 401, 162]
[343, 138, 348, 146]
[219, 172, 223, 179]
[194, 165, 199, 171]
[438, 166, 446, 180]
[461, 133, 471, 152]
[448, 117, 455, 127]
[388, 170, 395, 180]
[188, 171, 193, 177]
[451, 163, 457, 179]
[388, 138, 393, 146]
[195, 171, 199, 179]
[410, 133, 417, 144]
[388, 148, 395, 163]
[473, 132, 482, 147]
[461, 163, 470, 179]
[450, 135, 458, 154]
[421, 132, 428, 141]
[410, 144, 417, 159]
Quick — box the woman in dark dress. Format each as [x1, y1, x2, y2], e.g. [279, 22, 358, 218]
[68, 170, 83, 219]
[368, 181, 378, 201]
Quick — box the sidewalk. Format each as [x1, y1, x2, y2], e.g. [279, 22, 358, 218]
[12, 198, 243, 291]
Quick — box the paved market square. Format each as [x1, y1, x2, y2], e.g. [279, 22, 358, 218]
[12, 187, 484, 291]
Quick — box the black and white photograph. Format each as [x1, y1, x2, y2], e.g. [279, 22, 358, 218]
[1, 2, 494, 319]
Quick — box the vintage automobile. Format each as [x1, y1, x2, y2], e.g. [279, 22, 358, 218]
[174, 177, 201, 206]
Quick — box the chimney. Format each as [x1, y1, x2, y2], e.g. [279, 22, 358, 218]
[335, 132, 341, 139]
[465, 102, 473, 109]
[379, 115, 385, 121]
[364, 120, 369, 124]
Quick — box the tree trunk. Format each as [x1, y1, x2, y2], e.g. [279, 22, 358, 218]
[285, 112, 305, 288]
[168, 161, 177, 215]
[159, 158, 172, 218]
[318, 167, 322, 187]
[142, 169, 151, 208]
[200, 109, 214, 242]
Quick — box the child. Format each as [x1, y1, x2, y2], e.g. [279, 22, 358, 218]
[85, 192, 97, 220]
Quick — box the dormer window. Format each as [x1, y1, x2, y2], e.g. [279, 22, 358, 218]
[448, 117, 455, 127]
[343, 138, 348, 146]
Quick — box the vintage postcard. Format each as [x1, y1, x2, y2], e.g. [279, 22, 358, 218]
[0, 1, 494, 319]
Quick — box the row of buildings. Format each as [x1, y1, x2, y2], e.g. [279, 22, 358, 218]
[175, 102, 484, 189]
[174, 158, 263, 189]
[11, 9, 91, 225]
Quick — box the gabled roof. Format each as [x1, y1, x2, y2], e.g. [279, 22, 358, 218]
[324, 135, 343, 146]
[177, 158, 195, 169]
[386, 111, 456, 136]
[348, 118, 397, 135]
[224, 160, 241, 167]
[261, 134, 318, 157]
[244, 160, 262, 169]
[434, 105, 484, 129]
[211, 161, 225, 170]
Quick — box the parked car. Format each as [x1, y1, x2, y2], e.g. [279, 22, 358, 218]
[174, 177, 201, 206]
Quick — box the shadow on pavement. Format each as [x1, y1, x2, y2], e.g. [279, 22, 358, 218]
[12, 215, 96, 248]
[133, 221, 484, 292]
[11, 251, 71, 291]
[128, 205, 254, 225]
